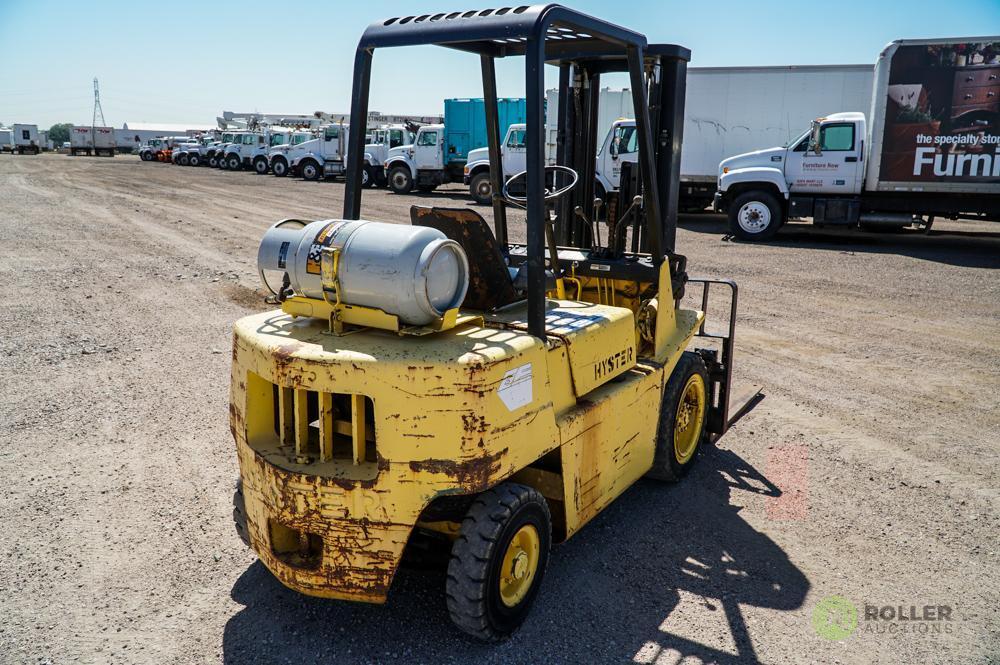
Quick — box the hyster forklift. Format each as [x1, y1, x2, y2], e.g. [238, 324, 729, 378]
[229, 4, 743, 641]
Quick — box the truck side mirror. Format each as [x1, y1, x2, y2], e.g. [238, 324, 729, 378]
[810, 121, 822, 156]
[610, 138, 619, 160]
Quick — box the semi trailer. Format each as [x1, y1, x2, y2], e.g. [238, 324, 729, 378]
[716, 36, 1000, 240]
[13, 124, 41, 154]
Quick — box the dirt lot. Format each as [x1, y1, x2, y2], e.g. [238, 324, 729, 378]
[1, 153, 997, 665]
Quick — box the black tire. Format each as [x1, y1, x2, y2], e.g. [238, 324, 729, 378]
[208, 155, 218, 168]
[470, 171, 492, 205]
[233, 480, 250, 548]
[271, 157, 288, 177]
[253, 156, 269, 175]
[361, 165, 375, 188]
[388, 165, 413, 194]
[300, 159, 321, 181]
[646, 351, 710, 482]
[227, 154, 241, 170]
[727, 190, 783, 241]
[178, 153, 190, 166]
[446, 483, 551, 642]
[189, 153, 200, 167]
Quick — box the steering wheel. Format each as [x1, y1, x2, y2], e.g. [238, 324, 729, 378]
[502, 165, 579, 206]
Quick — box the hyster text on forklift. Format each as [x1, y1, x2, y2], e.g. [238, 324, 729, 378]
[229, 4, 751, 641]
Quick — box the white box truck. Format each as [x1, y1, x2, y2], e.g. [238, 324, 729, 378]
[13, 124, 41, 154]
[716, 37, 1000, 240]
[0, 128, 12, 152]
[544, 64, 874, 211]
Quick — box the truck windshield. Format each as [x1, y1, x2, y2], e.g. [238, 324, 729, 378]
[324, 127, 340, 140]
[222, 134, 233, 142]
[390, 129, 404, 147]
[269, 134, 287, 146]
[506, 129, 525, 148]
[243, 135, 255, 145]
[292, 133, 310, 145]
[785, 129, 810, 149]
[417, 131, 438, 147]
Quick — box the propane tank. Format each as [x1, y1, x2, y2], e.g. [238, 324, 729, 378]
[258, 218, 469, 326]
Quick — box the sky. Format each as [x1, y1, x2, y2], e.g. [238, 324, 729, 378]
[2, 0, 999, 129]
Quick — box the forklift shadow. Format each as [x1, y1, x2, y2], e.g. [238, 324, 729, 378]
[222, 445, 808, 664]
[678, 213, 1000, 269]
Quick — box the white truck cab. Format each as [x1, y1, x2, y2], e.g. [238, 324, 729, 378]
[717, 112, 868, 240]
[287, 124, 347, 181]
[463, 124, 526, 204]
[362, 125, 415, 187]
[222, 132, 267, 171]
[384, 124, 459, 194]
[267, 130, 315, 177]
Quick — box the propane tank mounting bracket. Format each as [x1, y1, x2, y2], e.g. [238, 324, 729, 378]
[280, 244, 478, 336]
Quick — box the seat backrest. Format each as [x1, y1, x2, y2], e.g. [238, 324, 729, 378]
[410, 206, 520, 311]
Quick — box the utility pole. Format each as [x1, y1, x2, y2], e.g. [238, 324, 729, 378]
[92, 77, 106, 128]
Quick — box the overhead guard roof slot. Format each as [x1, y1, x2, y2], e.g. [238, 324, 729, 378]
[359, 4, 647, 60]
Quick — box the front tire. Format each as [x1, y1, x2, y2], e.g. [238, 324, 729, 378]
[300, 159, 321, 181]
[388, 165, 413, 194]
[362, 165, 375, 188]
[727, 190, 783, 241]
[646, 351, 710, 482]
[189, 153, 200, 167]
[271, 157, 288, 177]
[208, 155, 218, 168]
[470, 171, 492, 205]
[178, 153, 190, 166]
[253, 156, 269, 175]
[446, 483, 551, 642]
[227, 154, 241, 170]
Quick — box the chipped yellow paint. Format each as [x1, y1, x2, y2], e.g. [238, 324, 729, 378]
[230, 256, 704, 603]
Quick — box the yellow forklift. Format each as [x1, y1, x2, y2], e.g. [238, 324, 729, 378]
[230, 4, 743, 641]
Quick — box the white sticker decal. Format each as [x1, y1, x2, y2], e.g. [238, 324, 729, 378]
[497, 363, 533, 411]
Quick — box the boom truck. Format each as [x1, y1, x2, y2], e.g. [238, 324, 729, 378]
[715, 36, 1000, 240]
[384, 97, 525, 194]
[286, 123, 348, 180]
[264, 129, 315, 176]
[229, 5, 747, 642]
[360, 124, 415, 187]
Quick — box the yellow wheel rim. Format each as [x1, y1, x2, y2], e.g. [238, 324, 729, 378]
[498, 524, 540, 608]
[674, 374, 706, 465]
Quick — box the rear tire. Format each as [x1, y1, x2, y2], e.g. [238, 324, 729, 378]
[271, 157, 288, 177]
[362, 165, 375, 188]
[727, 191, 783, 241]
[470, 171, 492, 205]
[178, 153, 190, 166]
[446, 483, 551, 642]
[253, 156, 269, 175]
[233, 480, 250, 548]
[300, 159, 321, 181]
[646, 351, 710, 482]
[388, 165, 413, 194]
[208, 155, 218, 168]
[188, 153, 200, 167]
[227, 154, 241, 170]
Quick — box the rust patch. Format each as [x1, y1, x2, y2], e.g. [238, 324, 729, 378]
[409, 447, 508, 492]
[461, 412, 488, 434]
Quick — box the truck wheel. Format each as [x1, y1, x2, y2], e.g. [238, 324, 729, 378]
[300, 159, 321, 181]
[388, 165, 413, 194]
[728, 191, 783, 241]
[470, 172, 493, 205]
[446, 483, 551, 642]
[233, 479, 250, 548]
[189, 153, 200, 167]
[253, 156, 269, 175]
[646, 351, 709, 482]
[271, 157, 288, 177]
[208, 155, 218, 168]
[362, 165, 375, 188]
[227, 155, 241, 170]
[179, 153, 190, 166]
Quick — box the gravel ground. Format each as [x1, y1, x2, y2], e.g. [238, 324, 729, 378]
[1, 153, 997, 665]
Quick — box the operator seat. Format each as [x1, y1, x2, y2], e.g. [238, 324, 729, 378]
[410, 206, 520, 311]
